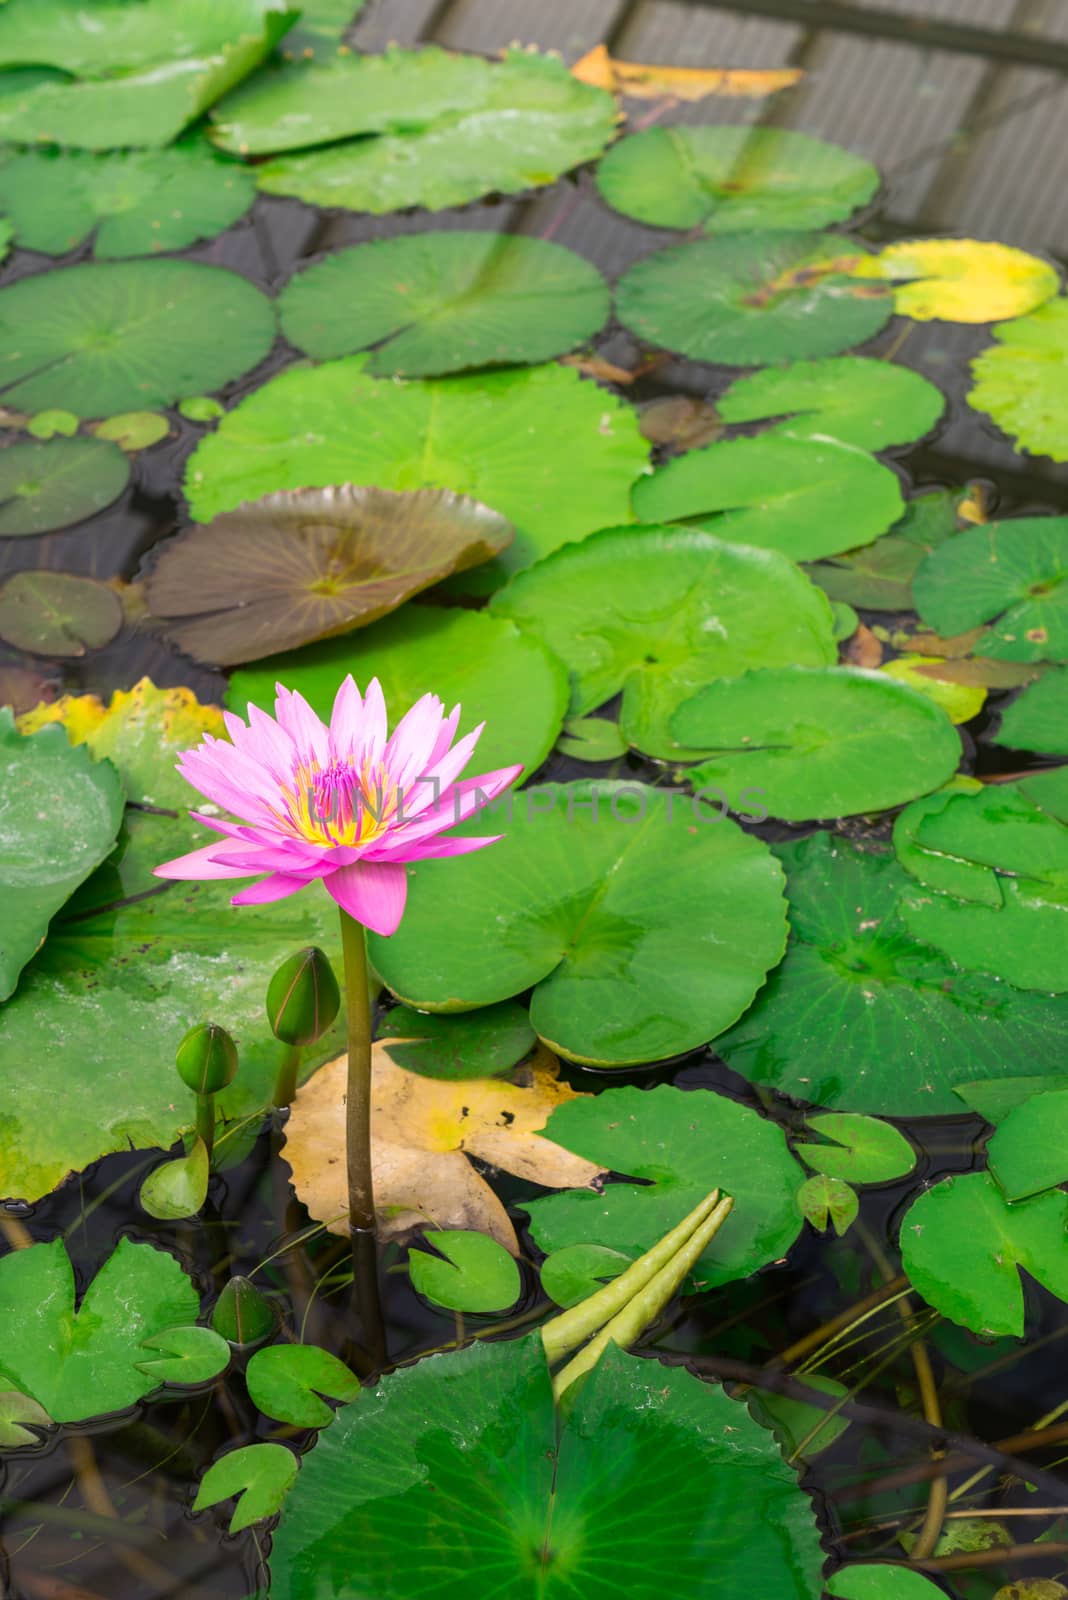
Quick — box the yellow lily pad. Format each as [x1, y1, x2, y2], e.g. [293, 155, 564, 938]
[854, 239, 1059, 323]
[881, 654, 986, 724]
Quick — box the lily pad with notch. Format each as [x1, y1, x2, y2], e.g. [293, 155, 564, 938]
[279, 231, 609, 377]
[912, 516, 1068, 663]
[715, 832, 1068, 1116]
[0, 141, 256, 258]
[0, 437, 129, 537]
[616, 230, 891, 367]
[491, 524, 837, 759]
[716, 356, 944, 451]
[632, 431, 904, 563]
[184, 357, 648, 589]
[596, 124, 879, 233]
[0, 259, 276, 418]
[145, 485, 513, 666]
[672, 666, 960, 823]
[269, 1335, 825, 1600]
[368, 780, 789, 1067]
[853, 238, 1059, 323]
[0, 571, 123, 656]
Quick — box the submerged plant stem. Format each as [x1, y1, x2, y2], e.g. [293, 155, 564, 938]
[194, 1091, 215, 1160]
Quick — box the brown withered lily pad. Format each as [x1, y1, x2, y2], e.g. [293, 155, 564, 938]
[145, 484, 513, 666]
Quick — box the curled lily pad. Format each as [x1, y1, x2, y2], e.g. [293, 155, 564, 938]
[0, 571, 123, 656]
[596, 125, 879, 233]
[0, 437, 129, 537]
[0, 142, 256, 257]
[912, 517, 1068, 663]
[632, 432, 904, 563]
[616, 231, 891, 367]
[184, 358, 647, 588]
[716, 832, 1068, 1116]
[0, 0, 293, 149]
[673, 666, 960, 822]
[212, 47, 617, 213]
[0, 259, 275, 418]
[491, 524, 836, 759]
[368, 781, 788, 1067]
[969, 298, 1068, 462]
[146, 485, 513, 665]
[853, 238, 1059, 323]
[269, 1336, 824, 1600]
[0, 709, 125, 1001]
[278, 232, 609, 377]
[717, 356, 944, 451]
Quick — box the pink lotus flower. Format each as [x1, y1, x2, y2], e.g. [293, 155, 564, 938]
[154, 676, 521, 936]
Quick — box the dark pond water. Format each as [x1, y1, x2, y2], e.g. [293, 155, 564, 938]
[4, 2, 1068, 1598]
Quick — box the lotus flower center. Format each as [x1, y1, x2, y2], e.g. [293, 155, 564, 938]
[291, 758, 396, 847]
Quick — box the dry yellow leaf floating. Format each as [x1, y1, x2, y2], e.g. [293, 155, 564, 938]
[284, 1041, 605, 1253]
[571, 43, 802, 102]
[852, 239, 1059, 323]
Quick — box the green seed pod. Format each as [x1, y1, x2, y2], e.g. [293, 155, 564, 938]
[266, 946, 340, 1047]
[211, 1276, 276, 1347]
[175, 1021, 239, 1095]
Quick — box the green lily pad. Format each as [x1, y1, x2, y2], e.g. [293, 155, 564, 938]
[0, 571, 123, 655]
[596, 125, 878, 233]
[377, 1001, 536, 1081]
[0, 710, 124, 1001]
[952, 1074, 1068, 1124]
[0, 437, 129, 537]
[246, 1343, 360, 1428]
[806, 489, 959, 612]
[0, 0, 293, 149]
[0, 794, 347, 1202]
[93, 412, 170, 451]
[0, 259, 275, 418]
[995, 667, 1068, 754]
[900, 1170, 1068, 1336]
[184, 357, 648, 590]
[827, 1565, 948, 1600]
[269, 1335, 824, 1600]
[912, 516, 1068, 663]
[969, 297, 1068, 462]
[557, 716, 629, 763]
[717, 357, 944, 451]
[147, 485, 512, 666]
[25, 408, 79, 440]
[194, 1441, 299, 1533]
[616, 231, 891, 367]
[368, 781, 788, 1067]
[539, 1244, 630, 1308]
[408, 1230, 521, 1314]
[139, 1136, 210, 1221]
[229, 603, 568, 785]
[751, 1373, 850, 1462]
[278, 232, 609, 377]
[0, 1389, 52, 1448]
[213, 46, 617, 212]
[632, 432, 904, 562]
[524, 1084, 803, 1286]
[0, 1236, 204, 1422]
[672, 667, 960, 822]
[0, 141, 255, 257]
[986, 1088, 1068, 1202]
[715, 832, 1068, 1116]
[135, 1324, 231, 1385]
[491, 525, 836, 759]
[794, 1113, 916, 1183]
[892, 778, 999, 907]
[282, 0, 366, 57]
[797, 1173, 858, 1235]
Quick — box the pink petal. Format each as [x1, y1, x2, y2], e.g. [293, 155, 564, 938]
[387, 765, 522, 849]
[154, 841, 256, 881]
[231, 873, 310, 906]
[328, 674, 365, 763]
[325, 860, 407, 936]
[379, 832, 503, 863]
[425, 703, 463, 771]
[274, 684, 330, 767]
[384, 692, 447, 788]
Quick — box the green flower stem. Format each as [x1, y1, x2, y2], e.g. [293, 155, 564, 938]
[541, 1185, 726, 1366]
[550, 1191, 734, 1401]
[271, 1044, 302, 1109]
[339, 909, 375, 1236]
[194, 1092, 215, 1160]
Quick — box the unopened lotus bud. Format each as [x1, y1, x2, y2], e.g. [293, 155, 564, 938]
[212, 1275, 276, 1347]
[175, 1022, 239, 1095]
[266, 947, 340, 1047]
